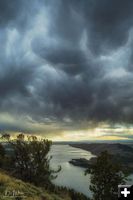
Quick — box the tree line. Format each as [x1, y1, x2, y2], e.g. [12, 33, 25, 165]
[0, 133, 129, 200]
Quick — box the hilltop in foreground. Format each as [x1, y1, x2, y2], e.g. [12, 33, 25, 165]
[0, 171, 71, 200]
[0, 170, 90, 200]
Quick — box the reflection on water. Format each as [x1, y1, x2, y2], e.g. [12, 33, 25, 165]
[49, 144, 133, 198]
[49, 144, 95, 197]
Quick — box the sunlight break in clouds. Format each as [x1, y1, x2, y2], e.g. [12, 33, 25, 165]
[0, 0, 133, 141]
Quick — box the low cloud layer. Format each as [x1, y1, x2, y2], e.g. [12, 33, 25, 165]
[0, 0, 133, 139]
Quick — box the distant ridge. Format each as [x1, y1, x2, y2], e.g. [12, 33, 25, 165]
[69, 143, 133, 173]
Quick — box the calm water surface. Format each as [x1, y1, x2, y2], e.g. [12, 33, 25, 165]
[49, 144, 133, 197]
[49, 144, 95, 197]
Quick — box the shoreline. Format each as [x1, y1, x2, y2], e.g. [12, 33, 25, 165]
[69, 143, 133, 174]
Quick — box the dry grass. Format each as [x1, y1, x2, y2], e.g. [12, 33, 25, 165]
[0, 171, 71, 200]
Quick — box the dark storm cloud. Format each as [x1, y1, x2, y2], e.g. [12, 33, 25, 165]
[84, 0, 133, 54]
[33, 44, 88, 75]
[0, 0, 22, 25]
[0, 0, 40, 29]
[0, 0, 133, 135]
[44, 0, 133, 54]
[0, 66, 33, 97]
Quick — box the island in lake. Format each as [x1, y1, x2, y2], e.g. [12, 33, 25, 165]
[69, 143, 133, 173]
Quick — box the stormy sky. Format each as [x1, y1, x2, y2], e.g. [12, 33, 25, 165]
[0, 0, 133, 140]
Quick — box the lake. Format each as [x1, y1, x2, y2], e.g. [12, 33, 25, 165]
[49, 144, 133, 198]
[49, 144, 95, 197]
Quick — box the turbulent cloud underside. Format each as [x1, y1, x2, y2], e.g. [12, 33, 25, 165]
[0, 0, 133, 140]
